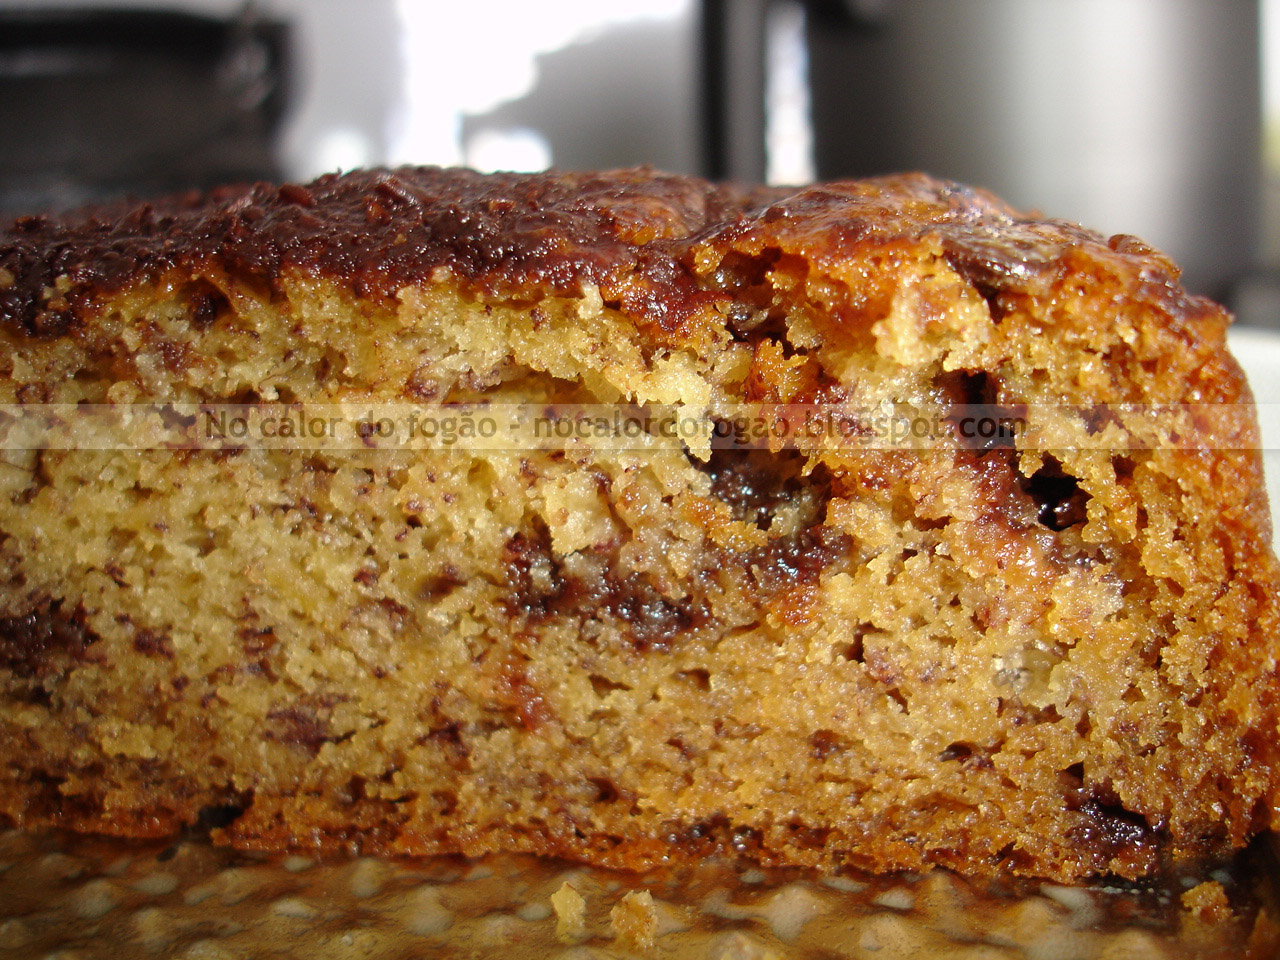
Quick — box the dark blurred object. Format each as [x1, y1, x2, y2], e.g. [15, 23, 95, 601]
[704, 0, 1260, 301]
[0, 5, 288, 219]
[701, 0, 768, 183]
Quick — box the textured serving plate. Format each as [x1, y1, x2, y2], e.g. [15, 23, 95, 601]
[0, 828, 1276, 960]
[1, 329, 1279, 959]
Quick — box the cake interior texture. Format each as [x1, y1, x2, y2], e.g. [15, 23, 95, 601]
[0, 167, 1277, 884]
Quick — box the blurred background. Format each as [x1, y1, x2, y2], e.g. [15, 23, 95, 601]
[0, 0, 1278, 322]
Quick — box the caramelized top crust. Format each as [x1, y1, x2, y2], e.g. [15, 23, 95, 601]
[0, 166, 1199, 341]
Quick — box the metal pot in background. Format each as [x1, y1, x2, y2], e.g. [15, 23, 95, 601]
[707, 0, 1261, 301]
[0, 6, 289, 218]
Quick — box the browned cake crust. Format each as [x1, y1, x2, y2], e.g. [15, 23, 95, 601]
[0, 167, 1277, 883]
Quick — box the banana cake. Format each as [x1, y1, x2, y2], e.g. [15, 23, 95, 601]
[0, 166, 1277, 883]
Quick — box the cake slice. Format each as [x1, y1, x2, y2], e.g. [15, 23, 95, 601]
[0, 167, 1276, 882]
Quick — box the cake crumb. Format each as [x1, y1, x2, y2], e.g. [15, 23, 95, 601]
[551, 881, 588, 941]
[610, 889, 657, 951]
[1180, 880, 1231, 924]
[1244, 904, 1280, 957]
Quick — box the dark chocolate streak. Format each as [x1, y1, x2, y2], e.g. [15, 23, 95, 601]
[500, 521, 849, 652]
[0, 166, 1127, 340]
[0, 600, 99, 678]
